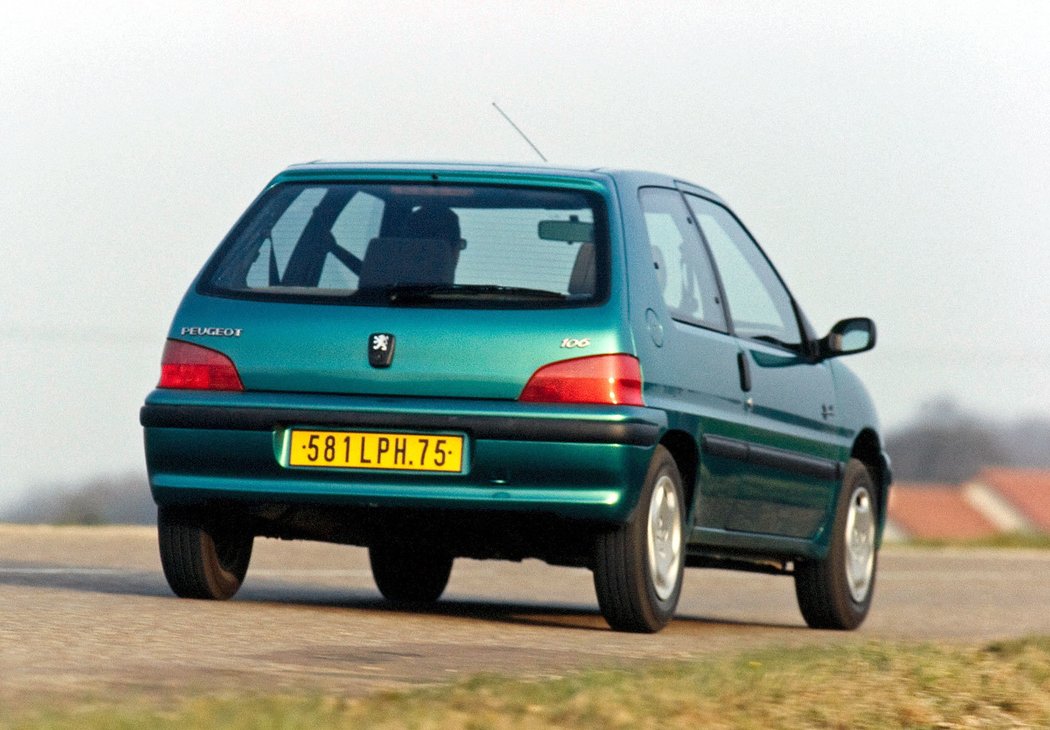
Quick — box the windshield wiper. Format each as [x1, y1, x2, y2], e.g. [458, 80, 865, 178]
[382, 284, 567, 303]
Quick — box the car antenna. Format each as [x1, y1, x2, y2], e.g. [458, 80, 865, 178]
[491, 102, 548, 163]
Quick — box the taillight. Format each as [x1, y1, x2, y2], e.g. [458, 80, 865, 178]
[158, 339, 244, 391]
[519, 354, 644, 406]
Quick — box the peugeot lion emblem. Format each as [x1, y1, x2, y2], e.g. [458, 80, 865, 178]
[368, 332, 395, 368]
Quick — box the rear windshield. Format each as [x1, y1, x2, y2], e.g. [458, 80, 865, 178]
[200, 182, 608, 308]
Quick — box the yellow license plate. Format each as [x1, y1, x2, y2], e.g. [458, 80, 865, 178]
[288, 430, 464, 472]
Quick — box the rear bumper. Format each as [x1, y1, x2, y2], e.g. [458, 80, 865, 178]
[140, 403, 660, 445]
[141, 390, 666, 523]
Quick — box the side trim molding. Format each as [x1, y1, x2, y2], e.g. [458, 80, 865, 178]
[701, 434, 842, 481]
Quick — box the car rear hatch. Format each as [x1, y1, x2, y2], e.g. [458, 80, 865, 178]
[166, 172, 634, 401]
[168, 297, 631, 400]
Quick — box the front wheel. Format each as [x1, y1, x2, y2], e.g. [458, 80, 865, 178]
[157, 507, 254, 600]
[593, 445, 685, 633]
[794, 458, 879, 630]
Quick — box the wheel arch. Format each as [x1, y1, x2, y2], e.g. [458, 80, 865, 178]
[851, 428, 892, 543]
[658, 429, 699, 524]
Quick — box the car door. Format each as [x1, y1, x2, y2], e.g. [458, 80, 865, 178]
[634, 188, 748, 530]
[684, 194, 840, 539]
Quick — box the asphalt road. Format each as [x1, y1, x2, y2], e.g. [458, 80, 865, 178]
[2, 525, 1049, 700]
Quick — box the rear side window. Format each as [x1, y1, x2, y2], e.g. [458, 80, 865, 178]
[639, 188, 727, 332]
[202, 182, 607, 308]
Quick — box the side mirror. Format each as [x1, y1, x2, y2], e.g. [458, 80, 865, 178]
[819, 317, 876, 359]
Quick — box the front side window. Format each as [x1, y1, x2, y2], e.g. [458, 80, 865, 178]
[685, 195, 802, 350]
[203, 183, 606, 308]
[639, 188, 726, 332]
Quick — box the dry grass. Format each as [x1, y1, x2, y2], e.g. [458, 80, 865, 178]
[906, 532, 1050, 550]
[5, 638, 1050, 729]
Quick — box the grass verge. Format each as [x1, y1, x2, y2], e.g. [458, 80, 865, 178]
[905, 532, 1050, 550]
[4, 637, 1050, 729]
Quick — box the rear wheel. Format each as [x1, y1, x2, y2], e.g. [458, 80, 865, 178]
[593, 445, 685, 633]
[369, 542, 453, 603]
[157, 507, 253, 600]
[794, 458, 878, 630]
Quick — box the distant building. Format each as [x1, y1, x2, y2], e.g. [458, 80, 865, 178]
[885, 467, 1050, 541]
[886, 483, 1000, 541]
[965, 467, 1050, 533]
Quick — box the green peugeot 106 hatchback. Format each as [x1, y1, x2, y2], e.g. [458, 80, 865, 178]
[141, 162, 891, 633]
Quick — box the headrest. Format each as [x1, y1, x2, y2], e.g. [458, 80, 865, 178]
[568, 243, 596, 296]
[358, 237, 457, 289]
[401, 205, 461, 242]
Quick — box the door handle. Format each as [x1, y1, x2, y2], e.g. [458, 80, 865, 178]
[737, 351, 752, 392]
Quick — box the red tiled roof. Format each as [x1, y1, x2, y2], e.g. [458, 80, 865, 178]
[888, 482, 1000, 539]
[972, 467, 1050, 531]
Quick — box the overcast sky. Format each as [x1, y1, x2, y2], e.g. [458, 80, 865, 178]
[2, 1, 1048, 507]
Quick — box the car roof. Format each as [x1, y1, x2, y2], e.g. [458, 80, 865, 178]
[275, 161, 725, 204]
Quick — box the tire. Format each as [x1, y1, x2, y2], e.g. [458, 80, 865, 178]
[593, 445, 685, 633]
[794, 458, 878, 630]
[369, 542, 453, 604]
[157, 507, 254, 600]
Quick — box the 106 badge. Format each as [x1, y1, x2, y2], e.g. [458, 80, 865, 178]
[560, 337, 590, 348]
